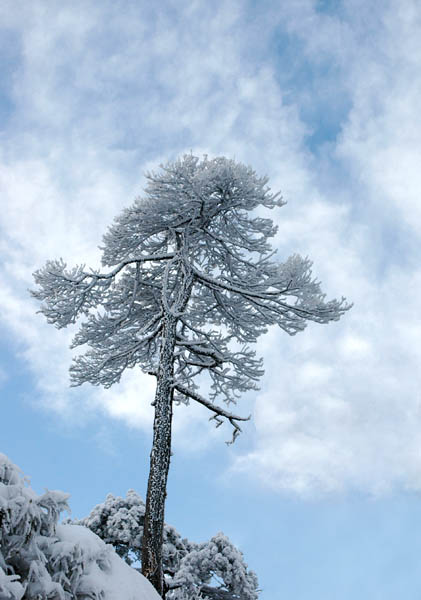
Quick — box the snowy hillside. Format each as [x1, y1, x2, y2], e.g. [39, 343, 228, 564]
[0, 453, 160, 600]
[54, 525, 161, 600]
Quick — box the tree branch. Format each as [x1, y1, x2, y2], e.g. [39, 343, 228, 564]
[58, 252, 175, 284]
[192, 266, 286, 299]
[199, 585, 239, 600]
[172, 382, 250, 444]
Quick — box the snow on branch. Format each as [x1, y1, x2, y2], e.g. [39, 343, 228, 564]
[31, 253, 174, 328]
[31, 153, 351, 435]
[173, 382, 250, 444]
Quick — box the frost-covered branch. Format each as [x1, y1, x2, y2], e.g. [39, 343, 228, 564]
[173, 382, 250, 444]
[192, 267, 284, 299]
[199, 586, 241, 600]
[31, 252, 173, 329]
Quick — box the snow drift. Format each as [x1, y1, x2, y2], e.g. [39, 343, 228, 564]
[0, 453, 160, 600]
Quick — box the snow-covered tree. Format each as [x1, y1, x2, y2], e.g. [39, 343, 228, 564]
[72, 490, 191, 576]
[0, 453, 160, 600]
[74, 491, 258, 600]
[32, 154, 350, 595]
[171, 533, 258, 600]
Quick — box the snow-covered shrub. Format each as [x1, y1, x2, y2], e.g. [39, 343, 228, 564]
[73, 489, 146, 566]
[77, 492, 259, 600]
[74, 491, 191, 576]
[0, 454, 160, 600]
[170, 533, 259, 600]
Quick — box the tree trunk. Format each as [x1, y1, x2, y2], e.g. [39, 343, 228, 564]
[142, 312, 177, 597]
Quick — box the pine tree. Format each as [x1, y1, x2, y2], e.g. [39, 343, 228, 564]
[32, 154, 350, 595]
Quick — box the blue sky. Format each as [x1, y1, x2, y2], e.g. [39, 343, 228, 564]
[2, 0, 421, 598]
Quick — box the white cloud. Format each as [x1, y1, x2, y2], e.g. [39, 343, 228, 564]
[229, 0, 421, 496]
[235, 285, 421, 496]
[2, 0, 421, 496]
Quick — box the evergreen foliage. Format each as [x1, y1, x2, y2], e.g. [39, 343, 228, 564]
[75, 491, 259, 600]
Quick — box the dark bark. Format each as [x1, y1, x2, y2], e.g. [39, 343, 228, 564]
[141, 312, 177, 597]
[142, 259, 194, 597]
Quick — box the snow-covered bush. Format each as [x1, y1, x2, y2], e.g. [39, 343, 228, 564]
[76, 492, 259, 600]
[0, 454, 160, 600]
[73, 489, 146, 566]
[73, 490, 191, 576]
[171, 533, 259, 600]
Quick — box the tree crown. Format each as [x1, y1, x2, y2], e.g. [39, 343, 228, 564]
[32, 155, 351, 440]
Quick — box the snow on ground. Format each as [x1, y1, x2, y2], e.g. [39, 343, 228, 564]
[56, 524, 161, 600]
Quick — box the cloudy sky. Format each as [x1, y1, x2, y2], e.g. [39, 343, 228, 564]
[2, 1, 421, 598]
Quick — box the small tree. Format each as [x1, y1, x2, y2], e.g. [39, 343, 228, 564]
[74, 490, 259, 600]
[32, 155, 350, 596]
